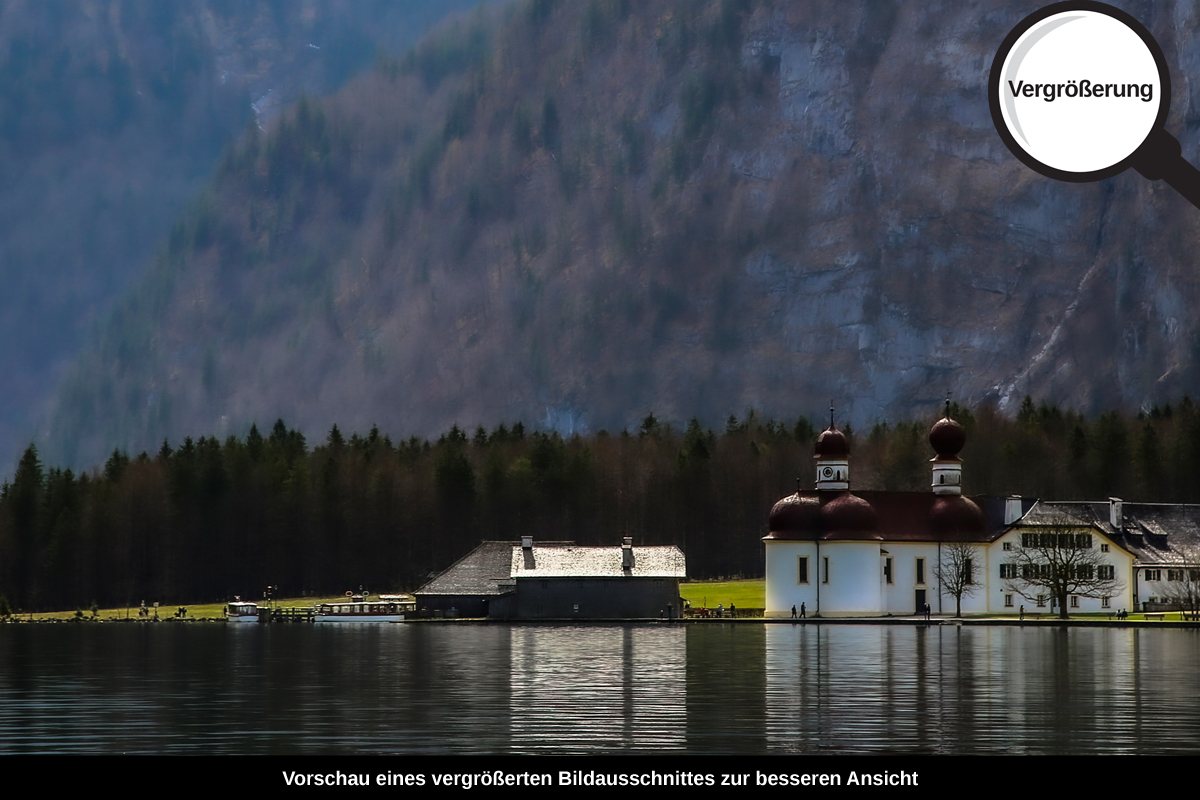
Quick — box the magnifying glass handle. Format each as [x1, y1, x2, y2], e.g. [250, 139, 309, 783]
[1132, 128, 1200, 209]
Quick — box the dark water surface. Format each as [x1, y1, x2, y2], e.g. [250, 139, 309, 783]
[1, 622, 1198, 755]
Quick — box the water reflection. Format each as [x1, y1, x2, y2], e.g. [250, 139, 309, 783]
[762, 624, 1200, 754]
[1, 623, 1199, 754]
[509, 625, 685, 751]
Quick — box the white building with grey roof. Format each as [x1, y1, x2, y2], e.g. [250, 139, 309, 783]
[416, 537, 687, 619]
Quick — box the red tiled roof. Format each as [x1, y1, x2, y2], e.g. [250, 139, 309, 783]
[765, 490, 995, 543]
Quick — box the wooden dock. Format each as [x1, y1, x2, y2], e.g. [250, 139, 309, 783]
[264, 606, 315, 623]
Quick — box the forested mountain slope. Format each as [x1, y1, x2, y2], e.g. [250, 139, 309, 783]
[41, 0, 1200, 469]
[0, 0, 482, 472]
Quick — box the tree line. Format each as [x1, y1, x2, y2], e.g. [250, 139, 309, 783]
[3, 397, 1200, 612]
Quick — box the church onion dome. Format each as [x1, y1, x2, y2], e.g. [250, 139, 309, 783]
[929, 496, 986, 541]
[929, 416, 966, 460]
[765, 493, 822, 540]
[814, 425, 849, 459]
[819, 491, 882, 541]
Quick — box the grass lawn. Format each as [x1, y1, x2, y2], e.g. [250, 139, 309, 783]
[679, 578, 764, 610]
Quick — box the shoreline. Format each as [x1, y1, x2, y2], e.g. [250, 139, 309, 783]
[5, 615, 1200, 628]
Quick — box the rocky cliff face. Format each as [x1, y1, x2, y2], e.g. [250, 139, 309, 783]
[40, 0, 1200, 468]
[736, 0, 1200, 423]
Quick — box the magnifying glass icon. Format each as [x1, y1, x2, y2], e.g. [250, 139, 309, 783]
[989, 1, 1200, 208]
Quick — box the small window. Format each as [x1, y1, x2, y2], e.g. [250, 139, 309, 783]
[1037, 595, 1047, 608]
[1004, 594, 1014, 608]
[884, 557, 893, 585]
[916, 558, 925, 584]
[1102, 596, 1111, 608]
[1000, 564, 1017, 579]
[1003, 542, 1012, 551]
[823, 556, 830, 584]
[963, 558, 974, 585]
[1101, 543, 1109, 553]
[1145, 569, 1162, 582]
[798, 556, 809, 584]
[1070, 596, 1079, 608]
[1098, 565, 1115, 580]
[1169, 569, 1185, 582]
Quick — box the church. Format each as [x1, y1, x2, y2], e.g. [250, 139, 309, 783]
[763, 406, 1147, 617]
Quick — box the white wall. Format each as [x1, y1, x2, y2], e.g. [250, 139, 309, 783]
[984, 531, 1134, 614]
[765, 540, 883, 617]
[764, 541, 819, 617]
[766, 527, 1136, 618]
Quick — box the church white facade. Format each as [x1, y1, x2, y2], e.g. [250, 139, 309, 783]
[763, 410, 1137, 618]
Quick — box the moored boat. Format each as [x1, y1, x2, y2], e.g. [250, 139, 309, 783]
[224, 600, 260, 623]
[313, 593, 411, 623]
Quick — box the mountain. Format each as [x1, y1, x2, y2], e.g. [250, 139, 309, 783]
[0, 0, 484, 473]
[38, 0, 1200, 469]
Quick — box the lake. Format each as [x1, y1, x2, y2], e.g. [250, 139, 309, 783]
[1, 621, 1198, 755]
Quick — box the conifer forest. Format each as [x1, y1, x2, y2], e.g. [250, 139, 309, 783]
[1, 398, 1194, 611]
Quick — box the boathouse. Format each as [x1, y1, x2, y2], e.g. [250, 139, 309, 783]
[417, 537, 687, 619]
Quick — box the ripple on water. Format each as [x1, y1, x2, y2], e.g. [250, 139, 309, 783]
[1, 623, 1199, 754]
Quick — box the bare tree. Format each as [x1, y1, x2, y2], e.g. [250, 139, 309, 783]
[1002, 520, 1123, 619]
[934, 542, 980, 617]
[1159, 541, 1200, 620]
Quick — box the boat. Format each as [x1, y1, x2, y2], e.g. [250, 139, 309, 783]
[313, 593, 412, 623]
[224, 600, 260, 623]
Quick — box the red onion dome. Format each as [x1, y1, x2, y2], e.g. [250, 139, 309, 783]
[815, 426, 850, 459]
[929, 417, 966, 459]
[766, 493, 822, 540]
[819, 492, 881, 540]
[929, 496, 986, 541]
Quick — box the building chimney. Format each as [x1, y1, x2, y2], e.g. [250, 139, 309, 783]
[521, 536, 533, 550]
[622, 537, 633, 569]
[1109, 498, 1123, 531]
[1004, 496, 1024, 526]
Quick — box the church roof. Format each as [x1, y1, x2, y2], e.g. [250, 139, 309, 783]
[855, 491, 989, 541]
[929, 416, 966, 460]
[814, 425, 849, 459]
[821, 491, 881, 540]
[766, 490, 994, 542]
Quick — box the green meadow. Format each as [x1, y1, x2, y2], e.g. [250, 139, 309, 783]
[678, 579, 765, 611]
